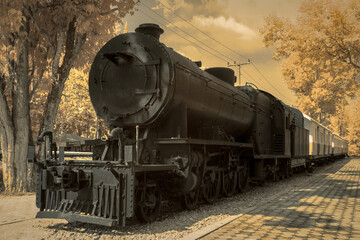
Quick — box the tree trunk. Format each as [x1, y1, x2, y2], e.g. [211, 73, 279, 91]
[41, 81, 66, 132]
[12, 43, 30, 191]
[39, 30, 86, 134]
[0, 16, 31, 192]
[36, 24, 85, 168]
[0, 121, 16, 190]
[1, 124, 31, 192]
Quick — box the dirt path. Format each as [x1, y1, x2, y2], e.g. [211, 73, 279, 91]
[0, 194, 66, 240]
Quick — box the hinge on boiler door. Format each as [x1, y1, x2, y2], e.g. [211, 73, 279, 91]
[134, 88, 160, 97]
[134, 59, 161, 98]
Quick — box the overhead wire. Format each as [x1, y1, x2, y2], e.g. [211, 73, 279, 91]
[137, 8, 230, 63]
[250, 63, 295, 104]
[156, 0, 249, 61]
[138, 1, 296, 105]
[136, 6, 259, 107]
[139, 1, 234, 63]
[240, 73, 251, 82]
[160, 1, 298, 105]
[153, 1, 296, 105]
[135, 11, 275, 111]
[242, 69, 266, 89]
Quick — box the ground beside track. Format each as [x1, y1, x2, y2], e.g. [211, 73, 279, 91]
[182, 157, 360, 240]
[0, 157, 357, 240]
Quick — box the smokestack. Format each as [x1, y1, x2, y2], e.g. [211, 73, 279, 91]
[135, 23, 164, 41]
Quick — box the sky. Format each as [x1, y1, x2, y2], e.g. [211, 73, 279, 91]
[123, 0, 302, 106]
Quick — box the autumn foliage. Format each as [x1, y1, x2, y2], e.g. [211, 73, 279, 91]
[260, 0, 360, 154]
[0, 0, 135, 192]
[54, 68, 108, 138]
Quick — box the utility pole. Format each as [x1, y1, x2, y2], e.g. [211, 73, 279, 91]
[227, 59, 250, 86]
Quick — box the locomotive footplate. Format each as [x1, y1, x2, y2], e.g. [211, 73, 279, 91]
[155, 138, 253, 148]
[134, 164, 178, 172]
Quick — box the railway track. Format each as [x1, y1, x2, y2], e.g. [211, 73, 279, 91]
[0, 158, 350, 240]
[0, 218, 35, 226]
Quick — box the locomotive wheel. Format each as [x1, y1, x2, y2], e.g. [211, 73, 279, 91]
[285, 161, 292, 178]
[273, 172, 280, 182]
[287, 167, 293, 177]
[285, 167, 291, 178]
[201, 170, 220, 204]
[306, 163, 314, 173]
[135, 180, 161, 223]
[238, 160, 250, 193]
[238, 169, 250, 193]
[223, 171, 237, 197]
[181, 189, 199, 210]
[279, 171, 285, 180]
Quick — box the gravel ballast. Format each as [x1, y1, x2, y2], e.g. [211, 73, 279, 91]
[36, 159, 349, 240]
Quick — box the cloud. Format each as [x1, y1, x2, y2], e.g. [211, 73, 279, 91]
[193, 15, 257, 40]
[154, 0, 228, 18]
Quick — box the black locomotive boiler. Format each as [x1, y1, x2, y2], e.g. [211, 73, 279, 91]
[35, 23, 348, 226]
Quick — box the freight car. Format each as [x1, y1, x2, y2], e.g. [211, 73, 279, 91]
[35, 23, 348, 227]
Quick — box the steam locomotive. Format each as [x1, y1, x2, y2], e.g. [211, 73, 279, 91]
[35, 23, 348, 227]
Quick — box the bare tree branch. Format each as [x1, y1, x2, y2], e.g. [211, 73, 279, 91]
[59, 18, 87, 79]
[29, 67, 44, 102]
[29, 58, 35, 79]
[29, 5, 55, 52]
[51, 31, 65, 82]
[100, 7, 119, 16]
